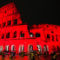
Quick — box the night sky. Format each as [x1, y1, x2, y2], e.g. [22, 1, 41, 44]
[0, 0, 59, 25]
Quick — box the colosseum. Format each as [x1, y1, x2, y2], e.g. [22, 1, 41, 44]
[0, 2, 60, 55]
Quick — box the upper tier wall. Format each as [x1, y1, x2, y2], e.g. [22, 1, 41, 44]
[0, 2, 22, 26]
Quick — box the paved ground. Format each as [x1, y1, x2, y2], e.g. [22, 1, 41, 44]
[0, 55, 60, 60]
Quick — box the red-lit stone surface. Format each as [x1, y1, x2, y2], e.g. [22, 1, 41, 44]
[0, 2, 60, 54]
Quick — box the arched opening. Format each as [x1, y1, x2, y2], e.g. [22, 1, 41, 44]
[0, 46, 3, 52]
[28, 45, 33, 53]
[5, 45, 9, 52]
[1, 34, 4, 39]
[44, 45, 49, 55]
[20, 31, 24, 37]
[37, 45, 42, 54]
[6, 32, 10, 38]
[7, 20, 11, 26]
[36, 33, 40, 37]
[30, 33, 34, 37]
[13, 31, 17, 38]
[11, 45, 15, 52]
[13, 19, 17, 25]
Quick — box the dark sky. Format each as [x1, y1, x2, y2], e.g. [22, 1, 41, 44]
[0, 0, 59, 25]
